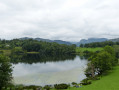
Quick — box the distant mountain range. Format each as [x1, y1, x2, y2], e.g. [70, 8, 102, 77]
[109, 38, 119, 42]
[76, 38, 108, 46]
[19, 37, 119, 46]
[20, 37, 72, 45]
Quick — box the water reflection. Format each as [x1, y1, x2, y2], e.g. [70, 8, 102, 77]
[12, 54, 88, 86]
[10, 54, 76, 64]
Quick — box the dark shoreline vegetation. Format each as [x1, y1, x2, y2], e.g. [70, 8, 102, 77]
[0, 39, 76, 55]
[0, 39, 119, 90]
[10, 54, 76, 64]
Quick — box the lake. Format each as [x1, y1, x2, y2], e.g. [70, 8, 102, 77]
[11, 54, 88, 86]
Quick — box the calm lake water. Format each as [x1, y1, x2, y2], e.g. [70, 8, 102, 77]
[11, 54, 88, 86]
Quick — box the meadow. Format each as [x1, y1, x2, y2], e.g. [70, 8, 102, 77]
[76, 47, 103, 53]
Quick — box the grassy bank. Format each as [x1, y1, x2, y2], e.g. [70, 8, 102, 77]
[0, 50, 11, 55]
[54, 65, 119, 90]
[0, 49, 40, 55]
[26, 52, 40, 54]
[76, 47, 103, 53]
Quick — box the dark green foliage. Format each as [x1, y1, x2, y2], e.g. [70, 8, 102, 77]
[83, 51, 95, 59]
[71, 82, 77, 86]
[22, 41, 42, 52]
[3, 85, 42, 90]
[83, 41, 119, 48]
[104, 46, 117, 66]
[95, 51, 112, 72]
[21, 39, 76, 55]
[0, 55, 13, 89]
[0, 39, 76, 55]
[10, 54, 76, 64]
[11, 47, 24, 54]
[0, 51, 3, 54]
[113, 45, 119, 58]
[54, 84, 69, 89]
[85, 46, 117, 78]
[22, 85, 41, 90]
[80, 44, 84, 47]
[44, 85, 51, 90]
[71, 82, 78, 87]
[81, 79, 92, 85]
[83, 50, 90, 54]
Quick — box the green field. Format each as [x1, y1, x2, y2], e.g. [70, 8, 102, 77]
[76, 47, 103, 53]
[0, 50, 11, 55]
[26, 52, 40, 54]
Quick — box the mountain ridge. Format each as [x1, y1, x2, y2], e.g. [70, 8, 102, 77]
[109, 38, 119, 42]
[20, 37, 72, 45]
[20, 37, 119, 46]
[76, 38, 108, 46]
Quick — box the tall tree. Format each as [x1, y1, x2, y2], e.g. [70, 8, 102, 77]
[86, 46, 116, 78]
[0, 55, 13, 89]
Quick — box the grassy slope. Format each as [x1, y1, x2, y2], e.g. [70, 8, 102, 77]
[64, 66, 119, 90]
[0, 50, 11, 55]
[76, 47, 103, 53]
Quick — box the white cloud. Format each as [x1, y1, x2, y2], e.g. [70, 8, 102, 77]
[0, 0, 119, 41]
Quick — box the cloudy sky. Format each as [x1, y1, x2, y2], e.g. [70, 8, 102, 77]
[0, 0, 119, 41]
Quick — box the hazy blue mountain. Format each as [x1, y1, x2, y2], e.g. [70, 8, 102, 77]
[35, 38, 53, 42]
[20, 37, 72, 45]
[20, 37, 32, 40]
[53, 40, 71, 45]
[70, 42, 77, 44]
[19, 37, 110, 46]
[76, 38, 108, 46]
[109, 38, 119, 42]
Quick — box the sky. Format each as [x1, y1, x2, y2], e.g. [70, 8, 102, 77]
[0, 0, 119, 42]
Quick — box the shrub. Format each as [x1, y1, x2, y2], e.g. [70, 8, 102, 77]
[44, 85, 51, 90]
[81, 79, 92, 85]
[23, 85, 41, 90]
[93, 76, 100, 80]
[71, 82, 77, 85]
[71, 82, 78, 87]
[54, 84, 69, 89]
[0, 51, 3, 54]
[83, 50, 90, 54]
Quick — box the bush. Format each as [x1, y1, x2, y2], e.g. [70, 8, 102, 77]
[71, 82, 77, 85]
[93, 76, 100, 80]
[83, 50, 90, 54]
[81, 79, 92, 85]
[44, 85, 51, 90]
[71, 82, 78, 87]
[54, 84, 69, 89]
[0, 51, 3, 54]
[0, 55, 13, 89]
[22, 85, 42, 90]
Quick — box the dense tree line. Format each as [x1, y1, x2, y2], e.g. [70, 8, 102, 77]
[0, 55, 13, 89]
[0, 39, 76, 55]
[113, 45, 119, 58]
[85, 46, 118, 78]
[80, 41, 119, 48]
